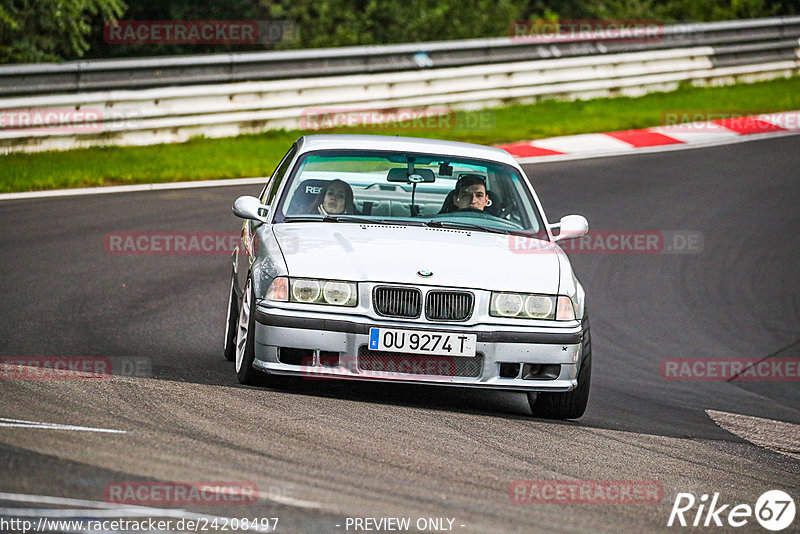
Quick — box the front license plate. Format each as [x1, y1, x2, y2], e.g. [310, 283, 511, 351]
[369, 328, 477, 357]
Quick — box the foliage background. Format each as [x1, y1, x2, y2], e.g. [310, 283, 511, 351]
[1, 0, 798, 63]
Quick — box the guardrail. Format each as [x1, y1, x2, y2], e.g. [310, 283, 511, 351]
[1, 17, 799, 153]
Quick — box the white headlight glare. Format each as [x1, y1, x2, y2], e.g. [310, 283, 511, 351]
[493, 293, 523, 317]
[291, 279, 321, 303]
[524, 295, 554, 318]
[556, 296, 576, 321]
[323, 281, 353, 305]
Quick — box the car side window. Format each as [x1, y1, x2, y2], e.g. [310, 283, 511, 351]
[261, 144, 298, 205]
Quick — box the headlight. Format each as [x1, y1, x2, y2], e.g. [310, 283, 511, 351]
[322, 281, 354, 305]
[492, 293, 524, 317]
[292, 279, 321, 303]
[266, 277, 358, 306]
[490, 292, 575, 320]
[525, 295, 554, 318]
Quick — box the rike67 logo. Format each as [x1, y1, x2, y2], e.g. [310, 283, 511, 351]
[668, 490, 795, 531]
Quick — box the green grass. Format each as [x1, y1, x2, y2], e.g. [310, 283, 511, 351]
[2, 76, 799, 193]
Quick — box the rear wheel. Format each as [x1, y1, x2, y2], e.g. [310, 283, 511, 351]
[528, 314, 592, 420]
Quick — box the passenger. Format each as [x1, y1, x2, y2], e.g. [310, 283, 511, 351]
[304, 179, 358, 215]
[440, 174, 490, 213]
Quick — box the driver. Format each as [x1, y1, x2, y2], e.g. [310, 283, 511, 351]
[451, 174, 489, 211]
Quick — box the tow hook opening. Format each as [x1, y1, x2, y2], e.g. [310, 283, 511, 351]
[521, 363, 561, 380]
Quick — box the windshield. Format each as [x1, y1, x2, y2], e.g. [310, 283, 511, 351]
[274, 150, 547, 238]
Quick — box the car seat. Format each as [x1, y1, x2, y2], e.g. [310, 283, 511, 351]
[285, 179, 331, 214]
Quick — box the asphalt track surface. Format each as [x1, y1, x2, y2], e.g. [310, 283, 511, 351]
[1, 135, 799, 533]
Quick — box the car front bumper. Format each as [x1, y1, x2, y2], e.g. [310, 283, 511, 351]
[253, 305, 585, 392]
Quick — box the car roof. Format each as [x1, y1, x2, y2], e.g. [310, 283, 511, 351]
[295, 134, 519, 167]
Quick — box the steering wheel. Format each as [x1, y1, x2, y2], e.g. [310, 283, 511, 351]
[456, 207, 494, 216]
[436, 208, 525, 230]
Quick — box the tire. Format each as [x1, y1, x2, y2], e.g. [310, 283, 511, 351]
[235, 275, 263, 385]
[528, 314, 592, 420]
[234, 274, 286, 388]
[223, 276, 238, 361]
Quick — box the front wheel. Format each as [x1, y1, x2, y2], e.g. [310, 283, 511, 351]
[235, 276, 262, 385]
[234, 275, 286, 388]
[528, 314, 592, 420]
[223, 276, 238, 361]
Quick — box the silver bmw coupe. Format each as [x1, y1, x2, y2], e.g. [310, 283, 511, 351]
[225, 134, 592, 419]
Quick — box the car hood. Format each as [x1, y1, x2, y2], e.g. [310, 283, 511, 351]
[272, 223, 562, 294]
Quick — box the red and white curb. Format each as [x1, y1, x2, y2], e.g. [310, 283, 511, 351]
[497, 111, 800, 163]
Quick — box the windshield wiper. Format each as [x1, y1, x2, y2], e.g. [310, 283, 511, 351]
[424, 220, 511, 235]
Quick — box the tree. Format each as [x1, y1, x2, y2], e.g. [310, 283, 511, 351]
[3, 0, 794, 63]
[261, 0, 527, 48]
[83, 0, 268, 58]
[0, 0, 125, 63]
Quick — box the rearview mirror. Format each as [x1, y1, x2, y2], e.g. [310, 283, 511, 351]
[232, 196, 269, 223]
[552, 214, 588, 242]
[386, 167, 436, 183]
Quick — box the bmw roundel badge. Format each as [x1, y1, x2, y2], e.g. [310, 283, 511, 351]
[417, 270, 433, 277]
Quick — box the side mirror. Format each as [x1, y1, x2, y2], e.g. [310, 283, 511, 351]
[552, 214, 588, 242]
[232, 196, 269, 223]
